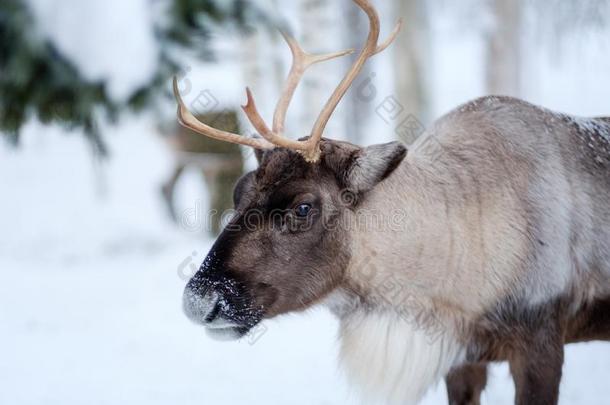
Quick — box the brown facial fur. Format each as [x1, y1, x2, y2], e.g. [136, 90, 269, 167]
[222, 146, 350, 318]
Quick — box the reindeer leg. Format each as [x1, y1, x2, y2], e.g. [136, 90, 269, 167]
[446, 363, 488, 405]
[161, 164, 185, 223]
[508, 312, 566, 405]
[499, 296, 609, 405]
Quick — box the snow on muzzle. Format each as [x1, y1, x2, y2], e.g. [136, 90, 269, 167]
[183, 270, 263, 341]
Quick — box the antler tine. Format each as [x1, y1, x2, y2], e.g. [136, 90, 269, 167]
[272, 31, 355, 136]
[375, 18, 403, 55]
[242, 87, 307, 150]
[172, 77, 274, 150]
[304, 0, 402, 162]
[241, 87, 273, 138]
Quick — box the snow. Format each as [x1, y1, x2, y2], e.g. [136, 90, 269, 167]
[2, 1, 610, 404]
[25, 0, 158, 101]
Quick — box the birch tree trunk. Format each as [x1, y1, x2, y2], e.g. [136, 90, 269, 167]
[394, 0, 431, 143]
[299, 0, 346, 140]
[485, 0, 522, 96]
[342, 0, 373, 145]
[241, 28, 265, 139]
[269, 0, 286, 103]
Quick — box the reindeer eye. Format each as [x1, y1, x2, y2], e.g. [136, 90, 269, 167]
[295, 203, 312, 217]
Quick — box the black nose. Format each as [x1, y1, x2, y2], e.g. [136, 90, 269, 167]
[184, 270, 264, 329]
[182, 277, 219, 325]
[183, 264, 241, 322]
[204, 299, 221, 323]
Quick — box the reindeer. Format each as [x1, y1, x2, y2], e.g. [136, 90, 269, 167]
[176, 1, 610, 403]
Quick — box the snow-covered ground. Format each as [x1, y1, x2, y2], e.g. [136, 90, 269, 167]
[2, 1, 610, 404]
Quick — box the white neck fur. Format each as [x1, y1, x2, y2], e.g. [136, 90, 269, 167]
[329, 296, 464, 405]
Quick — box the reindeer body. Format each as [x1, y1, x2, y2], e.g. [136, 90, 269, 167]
[332, 96, 610, 404]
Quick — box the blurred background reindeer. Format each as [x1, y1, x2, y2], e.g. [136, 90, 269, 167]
[159, 110, 243, 235]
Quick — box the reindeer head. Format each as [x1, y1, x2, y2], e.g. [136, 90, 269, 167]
[179, 0, 405, 340]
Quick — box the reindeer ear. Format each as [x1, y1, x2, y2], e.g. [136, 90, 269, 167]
[250, 134, 266, 164]
[322, 141, 407, 194]
[254, 148, 265, 165]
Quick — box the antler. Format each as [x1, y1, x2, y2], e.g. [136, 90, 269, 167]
[173, 0, 402, 163]
[173, 77, 274, 150]
[240, 33, 354, 151]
